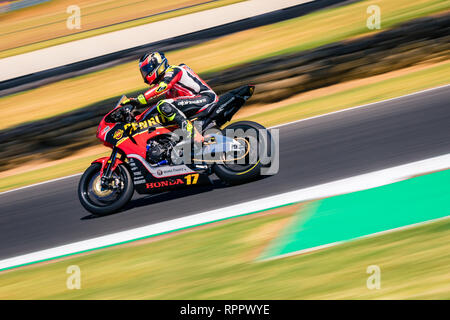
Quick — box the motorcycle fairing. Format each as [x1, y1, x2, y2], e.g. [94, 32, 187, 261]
[91, 156, 124, 176]
[103, 117, 176, 160]
[127, 154, 211, 194]
[93, 86, 255, 192]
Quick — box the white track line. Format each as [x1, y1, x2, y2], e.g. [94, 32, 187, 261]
[0, 173, 82, 196]
[1, 153, 449, 271]
[272, 84, 450, 129]
[0, 0, 313, 81]
[1, 84, 448, 196]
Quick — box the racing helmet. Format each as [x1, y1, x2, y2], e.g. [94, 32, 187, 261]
[139, 52, 169, 85]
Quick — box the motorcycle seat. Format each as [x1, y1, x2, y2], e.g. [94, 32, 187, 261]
[187, 86, 250, 120]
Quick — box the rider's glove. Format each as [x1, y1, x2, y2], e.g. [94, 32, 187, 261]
[121, 98, 139, 108]
[115, 95, 147, 122]
[121, 94, 147, 108]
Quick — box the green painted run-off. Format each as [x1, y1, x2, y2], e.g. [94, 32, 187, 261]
[261, 169, 450, 260]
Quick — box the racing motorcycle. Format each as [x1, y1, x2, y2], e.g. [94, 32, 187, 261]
[78, 85, 274, 215]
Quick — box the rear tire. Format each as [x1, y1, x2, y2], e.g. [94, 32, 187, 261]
[78, 163, 134, 216]
[213, 121, 272, 185]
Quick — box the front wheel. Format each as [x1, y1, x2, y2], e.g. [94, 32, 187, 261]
[213, 121, 273, 185]
[78, 163, 134, 216]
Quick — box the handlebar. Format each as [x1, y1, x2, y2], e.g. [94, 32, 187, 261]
[108, 104, 136, 123]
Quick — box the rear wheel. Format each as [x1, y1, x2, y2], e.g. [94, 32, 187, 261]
[78, 163, 134, 215]
[213, 121, 272, 185]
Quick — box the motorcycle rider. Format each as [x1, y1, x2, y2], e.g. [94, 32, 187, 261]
[121, 51, 218, 143]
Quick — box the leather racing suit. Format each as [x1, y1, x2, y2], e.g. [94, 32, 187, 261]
[137, 64, 218, 141]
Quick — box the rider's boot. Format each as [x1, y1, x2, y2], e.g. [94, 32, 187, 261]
[184, 120, 204, 144]
[171, 120, 204, 164]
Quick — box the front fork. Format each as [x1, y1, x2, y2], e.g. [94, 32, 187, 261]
[101, 147, 119, 188]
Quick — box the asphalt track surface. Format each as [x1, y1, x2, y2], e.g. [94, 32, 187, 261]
[1, 86, 450, 260]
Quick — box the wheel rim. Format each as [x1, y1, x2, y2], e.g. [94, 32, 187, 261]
[83, 170, 125, 207]
[91, 175, 114, 197]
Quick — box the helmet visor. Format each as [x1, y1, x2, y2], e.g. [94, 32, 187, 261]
[139, 59, 157, 83]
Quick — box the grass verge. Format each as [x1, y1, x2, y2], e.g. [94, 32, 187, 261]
[0, 60, 448, 193]
[1, 0, 448, 130]
[0, 203, 448, 299]
[0, 0, 244, 58]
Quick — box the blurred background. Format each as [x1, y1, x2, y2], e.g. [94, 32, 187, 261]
[0, 0, 449, 191]
[0, 0, 449, 300]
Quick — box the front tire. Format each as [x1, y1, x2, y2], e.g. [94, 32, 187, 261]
[213, 121, 272, 185]
[78, 163, 134, 216]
